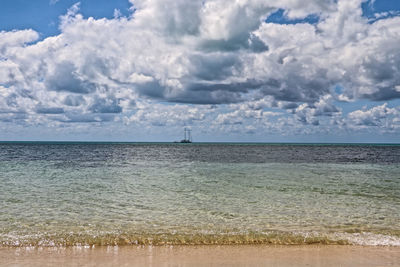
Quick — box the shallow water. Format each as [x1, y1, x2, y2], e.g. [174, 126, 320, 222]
[0, 143, 399, 246]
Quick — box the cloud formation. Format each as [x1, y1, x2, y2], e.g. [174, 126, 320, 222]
[0, 0, 399, 139]
[347, 103, 399, 130]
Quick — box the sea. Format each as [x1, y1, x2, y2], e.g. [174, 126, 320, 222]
[0, 142, 399, 247]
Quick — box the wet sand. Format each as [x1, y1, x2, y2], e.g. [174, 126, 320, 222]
[1, 245, 400, 267]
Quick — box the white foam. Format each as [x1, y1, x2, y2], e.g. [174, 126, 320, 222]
[330, 232, 400, 246]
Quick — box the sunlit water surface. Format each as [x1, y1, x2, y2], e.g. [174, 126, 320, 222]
[1, 143, 399, 246]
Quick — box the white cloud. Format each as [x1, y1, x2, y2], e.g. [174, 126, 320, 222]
[0, 0, 399, 137]
[347, 103, 399, 130]
[0, 29, 39, 54]
[125, 101, 209, 127]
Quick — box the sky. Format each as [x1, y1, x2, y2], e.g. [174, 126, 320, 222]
[0, 0, 400, 142]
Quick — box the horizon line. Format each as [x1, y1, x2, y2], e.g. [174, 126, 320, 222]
[0, 141, 399, 145]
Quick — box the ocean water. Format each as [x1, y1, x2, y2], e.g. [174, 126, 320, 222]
[0, 143, 399, 247]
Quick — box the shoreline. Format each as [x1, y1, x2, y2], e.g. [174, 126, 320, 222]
[1, 245, 400, 267]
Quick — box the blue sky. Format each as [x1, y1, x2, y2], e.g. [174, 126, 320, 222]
[0, 1, 398, 29]
[0, 0, 400, 142]
[0, 0, 131, 37]
[2, 0, 399, 37]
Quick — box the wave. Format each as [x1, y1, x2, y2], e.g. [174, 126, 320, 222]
[1, 231, 399, 247]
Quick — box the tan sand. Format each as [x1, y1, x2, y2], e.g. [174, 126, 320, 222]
[1, 245, 399, 267]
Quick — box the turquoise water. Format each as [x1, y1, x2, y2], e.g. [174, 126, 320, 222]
[0, 143, 399, 246]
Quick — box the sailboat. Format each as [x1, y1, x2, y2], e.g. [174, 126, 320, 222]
[175, 128, 192, 143]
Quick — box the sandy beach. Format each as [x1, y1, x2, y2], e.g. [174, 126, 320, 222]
[1, 245, 400, 267]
